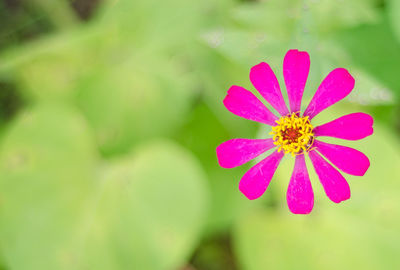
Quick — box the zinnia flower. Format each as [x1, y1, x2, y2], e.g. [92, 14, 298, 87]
[216, 49, 373, 214]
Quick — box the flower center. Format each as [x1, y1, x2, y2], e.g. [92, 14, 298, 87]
[270, 113, 314, 156]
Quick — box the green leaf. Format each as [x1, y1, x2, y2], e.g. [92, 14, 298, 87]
[388, 0, 400, 43]
[0, 26, 103, 102]
[79, 140, 209, 269]
[25, 0, 79, 29]
[0, 104, 98, 270]
[202, 28, 288, 68]
[76, 53, 194, 156]
[232, 0, 378, 35]
[334, 17, 400, 97]
[0, 29, 196, 156]
[0, 105, 209, 270]
[231, 1, 299, 39]
[308, 0, 379, 34]
[234, 208, 400, 270]
[311, 40, 395, 105]
[96, 0, 207, 51]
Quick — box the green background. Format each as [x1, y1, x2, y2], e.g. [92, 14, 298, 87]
[0, 0, 399, 269]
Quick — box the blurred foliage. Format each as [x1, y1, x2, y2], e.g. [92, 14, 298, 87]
[0, 0, 399, 269]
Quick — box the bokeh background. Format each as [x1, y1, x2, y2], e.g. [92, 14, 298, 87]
[0, 0, 399, 269]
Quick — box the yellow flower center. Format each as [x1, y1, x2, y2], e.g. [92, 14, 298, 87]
[270, 113, 314, 156]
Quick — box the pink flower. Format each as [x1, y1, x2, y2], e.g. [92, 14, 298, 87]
[216, 49, 373, 214]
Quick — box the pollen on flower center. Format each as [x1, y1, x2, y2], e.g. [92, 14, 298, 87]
[269, 113, 314, 156]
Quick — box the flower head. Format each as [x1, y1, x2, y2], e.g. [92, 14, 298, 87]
[216, 49, 373, 214]
[270, 113, 314, 155]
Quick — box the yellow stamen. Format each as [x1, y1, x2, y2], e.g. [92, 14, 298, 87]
[270, 113, 314, 156]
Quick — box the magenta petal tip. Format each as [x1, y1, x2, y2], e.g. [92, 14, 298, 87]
[239, 151, 284, 200]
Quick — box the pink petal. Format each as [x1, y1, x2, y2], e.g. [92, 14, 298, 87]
[250, 62, 289, 116]
[216, 138, 276, 168]
[239, 150, 284, 200]
[314, 113, 374, 140]
[283, 49, 310, 113]
[304, 68, 355, 119]
[287, 154, 314, 214]
[308, 150, 351, 203]
[223, 85, 279, 125]
[313, 140, 370, 176]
